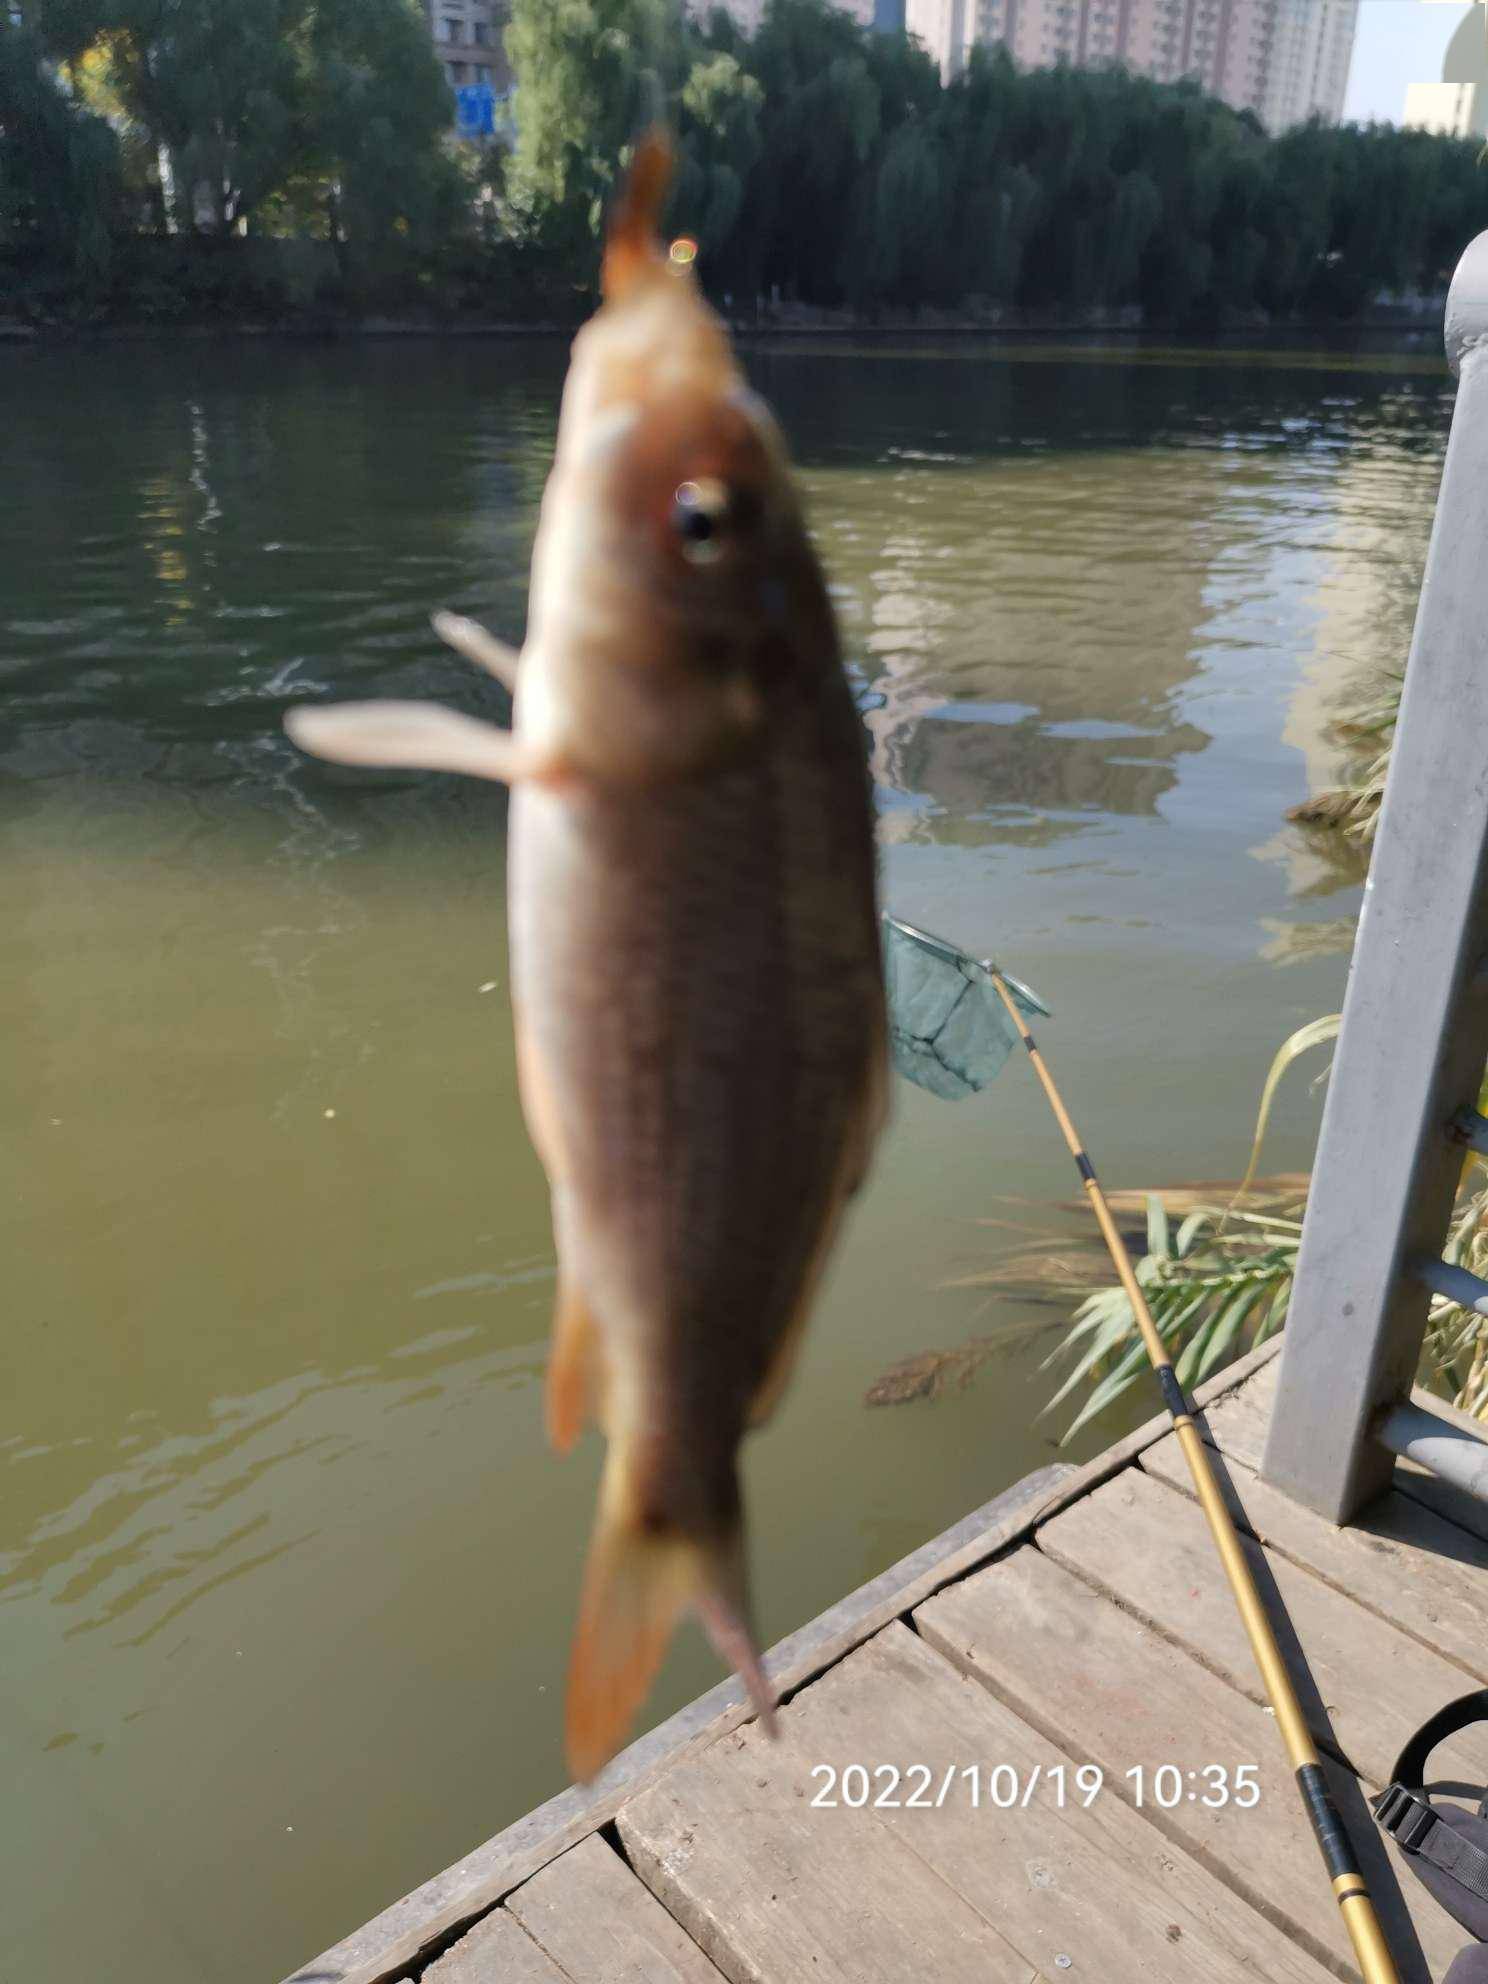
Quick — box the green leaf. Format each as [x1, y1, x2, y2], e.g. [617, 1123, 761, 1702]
[1062, 1337, 1150, 1441]
[1174, 1210, 1210, 1260]
[1197, 1283, 1267, 1381]
[1231, 1015, 1340, 1208]
[1146, 1194, 1171, 1261]
[1173, 1312, 1218, 1388]
[1040, 1305, 1138, 1416]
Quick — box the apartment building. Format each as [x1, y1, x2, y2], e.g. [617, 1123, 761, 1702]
[906, 0, 1358, 131]
[697, 0, 876, 28]
[425, 0, 510, 96]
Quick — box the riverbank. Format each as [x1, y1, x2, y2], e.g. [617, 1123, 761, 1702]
[0, 305, 1452, 348]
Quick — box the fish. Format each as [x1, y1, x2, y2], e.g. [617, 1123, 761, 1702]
[283, 131, 887, 1780]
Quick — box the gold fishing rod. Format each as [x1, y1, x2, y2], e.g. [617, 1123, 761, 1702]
[984, 967, 1401, 1984]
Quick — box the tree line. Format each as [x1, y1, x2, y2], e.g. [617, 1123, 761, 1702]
[3, 0, 1486, 326]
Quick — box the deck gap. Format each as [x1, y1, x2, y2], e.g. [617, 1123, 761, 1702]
[402, 1905, 499, 1981]
[913, 1594, 1363, 1984]
[1136, 1444, 1488, 1686]
[1029, 1524, 1367, 1783]
[595, 1816, 631, 1869]
[768, 1546, 1018, 1713]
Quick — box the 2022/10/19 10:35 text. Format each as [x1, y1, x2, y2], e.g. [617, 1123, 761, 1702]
[806, 1763, 1262, 1810]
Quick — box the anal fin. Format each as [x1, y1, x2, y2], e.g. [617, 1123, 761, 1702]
[547, 1282, 601, 1455]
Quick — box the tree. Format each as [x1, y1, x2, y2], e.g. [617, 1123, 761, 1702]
[674, 50, 762, 263]
[63, 0, 309, 234]
[503, 0, 684, 270]
[303, 0, 464, 262]
[0, 13, 123, 284]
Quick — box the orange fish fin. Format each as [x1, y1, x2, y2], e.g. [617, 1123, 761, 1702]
[565, 1452, 776, 1781]
[283, 701, 534, 784]
[602, 128, 673, 302]
[546, 1282, 600, 1456]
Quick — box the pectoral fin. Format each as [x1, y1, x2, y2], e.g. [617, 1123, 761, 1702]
[284, 700, 536, 785]
[431, 611, 521, 690]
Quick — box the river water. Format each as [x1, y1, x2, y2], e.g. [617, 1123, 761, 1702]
[0, 334, 1453, 1982]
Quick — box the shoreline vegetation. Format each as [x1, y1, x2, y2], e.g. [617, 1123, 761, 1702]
[5, 0, 1488, 336]
[891, 670, 1488, 1439]
[0, 308, 1455, 346]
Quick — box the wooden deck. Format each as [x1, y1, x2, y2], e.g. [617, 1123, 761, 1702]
[287, 1340, 1488, 1984]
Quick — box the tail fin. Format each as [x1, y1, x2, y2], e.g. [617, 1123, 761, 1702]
[602, 128, 673, 302]
[565, 1444, 777, 1781]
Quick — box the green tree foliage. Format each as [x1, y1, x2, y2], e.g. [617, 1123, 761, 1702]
[0, 15, 122, 286]
[303, 0, 466, 260]
[674, 51, 762, 257]
[16, 0, 455, 246]
[4, 0, 1488, 327]
[504, 0, 682, 259]
[45, 0, 310, 234]
[502, 0, 1487, 323]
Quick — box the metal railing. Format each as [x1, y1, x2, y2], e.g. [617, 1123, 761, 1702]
[1261, 230, 1488, 1525]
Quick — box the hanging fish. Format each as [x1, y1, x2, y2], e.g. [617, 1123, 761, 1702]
[284, 132, 886, 1780]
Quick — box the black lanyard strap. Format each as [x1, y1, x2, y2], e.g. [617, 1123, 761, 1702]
[1373, 1689, 1488, 1928]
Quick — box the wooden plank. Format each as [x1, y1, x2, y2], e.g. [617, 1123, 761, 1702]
[1393, 1460, 1488, 1545]
[1141, 1433, 1488, 1685]
[1038, 1466, 1488, 1790]
[421, 1908, 567, 1983]
[915, 1544, 1462, 1983]
[505, 1834, 723, 1982]
[619, 1692, 1039, 1984]
[1388, 1387, 1488, 1545]
[743, 1622, 1332, 1984]
[281, 1339, 1282, 1984]
[1190, 1355, 1488, 1548]
[1196, 1353, 1277, 1469]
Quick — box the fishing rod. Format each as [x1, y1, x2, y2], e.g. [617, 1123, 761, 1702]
[979, 960, 1402, 1984]
[880, 916, 1399, 1979]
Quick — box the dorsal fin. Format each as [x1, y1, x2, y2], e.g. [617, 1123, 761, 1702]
[602, 128, 674, 302]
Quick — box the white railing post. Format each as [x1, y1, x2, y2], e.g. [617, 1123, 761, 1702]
[1261, 231, 1488, 1523]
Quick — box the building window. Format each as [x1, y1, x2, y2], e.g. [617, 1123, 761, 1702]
[472, 18, 488, 42]
[440, 16, 460, 40]
[447, 60, 467, 84]
[475, 62, 491, 82]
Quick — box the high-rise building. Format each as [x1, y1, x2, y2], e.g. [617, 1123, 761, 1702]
[905, 0, 1359, 132]
[696, 0, 876, 27]
[424, 0, 511, 98]
[1404, 1, 1488, 139]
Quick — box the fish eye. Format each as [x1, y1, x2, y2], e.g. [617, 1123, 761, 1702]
[670, 479, 729, 565]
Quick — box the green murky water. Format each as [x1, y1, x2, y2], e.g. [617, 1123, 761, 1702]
[0, 334, 1451, 1982]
